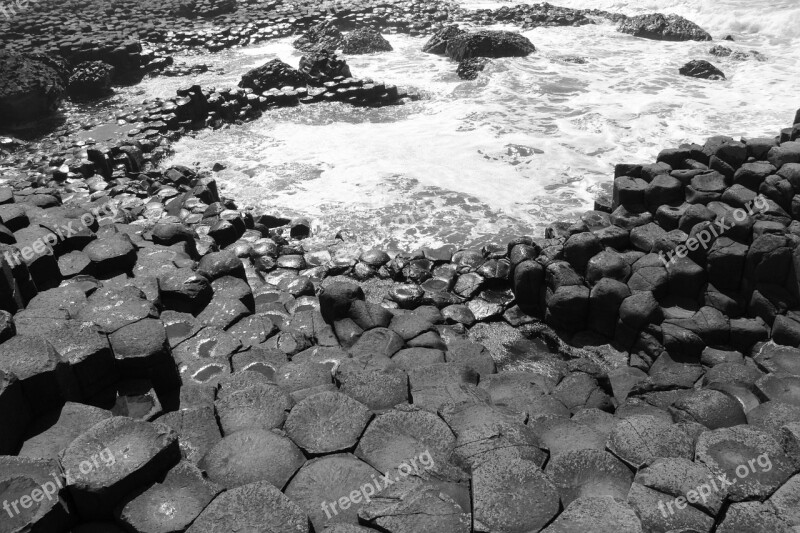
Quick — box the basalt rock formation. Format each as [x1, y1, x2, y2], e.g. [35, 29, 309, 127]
[618, 13, 712, 42]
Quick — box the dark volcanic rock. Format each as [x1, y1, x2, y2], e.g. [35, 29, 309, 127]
[457, 58, 489, 80]
[299, 50, 352, 84]
[239, 59, 308, 93]
[617, 13, 712, 41]
[68, 61, 115, 100]
[341, 28, 393, 54]
[422, 25, 467, 55]
[446, 30, 536, 62]
[679, 60, 726, 80]
[293, 21, 344, 53]
[0, 52, 67, 125]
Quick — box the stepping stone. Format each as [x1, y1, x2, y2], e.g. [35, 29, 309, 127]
[552, 372, 612, 413]
[284, 391, 371, 454]
[545, 449, 633, 507]
[626, 482, 714, 533]
[336, 358, 409, 411]
[156, 406, 221, 464]
[215, 381, 293, 435]
[171, 326, 240, 364]
[84, 234, 137, 276]
[391, 348, 445, 370]
[46, 320, 118, 398]
[348, 300, 392, 330]
[77, 295, 158, 334]
[19, 402, 112, 461]
[196, 296, 250, 330]
[117, 461, 223, 533]
[444, 338, 496, 377]
[158, 268, 212, 313]
[62, 417, 180, 520]
[767, 472, 800, 529]
[542, 496, 643, 533]
[634, 457, 725, 515]
[355, 406, 464, 482]
[200, 428, 305, 490]
[109, 318, 178, 392]
[669, 389, 747, 428]
[320, 281, 364, 323]
[716, 501, 792, 533]
[196, 250, 245, 281]
[358, 478, 471, 533]
[407, 363, 478, 412]
[349, 327, 403, 358]
[472, 455, 560, 533]
[0, 335, 77, 414]
[695, 425, 795, 501]
[389, 313, 433, 341]
[538, 419, 606, 457]
[747, 401, 800, 436]
[607, 415, 694, 468]
[0, 456, 71, 533]
[275, 361, 332, 394]
[185, 480, 310, 533]
[284, 454, 380, 530]
[227, 315, 276, 347]
[441, 402, 546, 470]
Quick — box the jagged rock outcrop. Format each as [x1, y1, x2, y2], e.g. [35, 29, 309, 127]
[618, 13, 712, 41]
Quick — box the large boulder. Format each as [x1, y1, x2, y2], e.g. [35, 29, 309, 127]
[293, 21, 344, 53]
[422, 25, 467, 55]
[446, 30, 536, 62]
[341, 28, 393, 54]
[68, 61, 115, 100]
[680, 60, 726, 80]
[299, 50, 352, 84]
[0, 52, 67, 126]
[238, 59, 307, 93]
[617, 13, 712, 41]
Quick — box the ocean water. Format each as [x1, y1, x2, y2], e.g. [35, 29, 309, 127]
[134, 0, 800, 252]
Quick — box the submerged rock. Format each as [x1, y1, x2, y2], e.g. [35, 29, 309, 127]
[457, 58, 489, 80]
[341, 28, 393, 54]
[679, 60, 726, 80]
[238, 59, 308, 93]
[68, 61, 115, 100]
[618, 13, 712, 41]
[0, 52, 67, 126]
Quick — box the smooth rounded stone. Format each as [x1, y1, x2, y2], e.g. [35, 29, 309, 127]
[355, 406, 461, 478]
[0, 456, 71, 532]
[586, 250, 631, 285]
[472, 455, 559, 533]
[635, 457, 725, 515]
[407, 330, 446, 350]
[545, 449, 633, 507]
[186, 480, 310, 533]
[284, 454, 380, 530]
[0, 335, 75, 414]
[62, 417, 180, 519]
[747, 401, 800, 436]
[84, 234, 136, 275]
[538, 419, 606, 457]
[196, 250, 245, 281]
[158, 268, 212, 313]
[442, 401, 546, 471]
[200, 428, 305, 490]
[668, 389, 746, 429]
[275, 361, 331, 394]
[215, 382, 293, 435]
[117, 461, 222, 533]
[348, 327, 404, 358]
[157, 406, 221, 465]
[441, 305, 476, 327]
[320, 281, 364, 323]
[388, 284, 425, 309]
[607, 415, 694, 468]
[359, 249, 390, 267]
[695, 425, 795, 501]
[284, 391, 371, 454]
[626, 482, 714, 533]
[717, 501, 793, 533]
[19, 402, 112, 460]
[769, 141, 800, 169]
[542, 496, 643, 533]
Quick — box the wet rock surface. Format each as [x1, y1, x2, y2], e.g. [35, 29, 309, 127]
[618, 13, 713, 41]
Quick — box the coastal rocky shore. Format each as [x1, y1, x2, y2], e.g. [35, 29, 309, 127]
[3, 0, 800, 532]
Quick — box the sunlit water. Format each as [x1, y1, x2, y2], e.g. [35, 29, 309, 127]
[118, 0, 800, 252]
